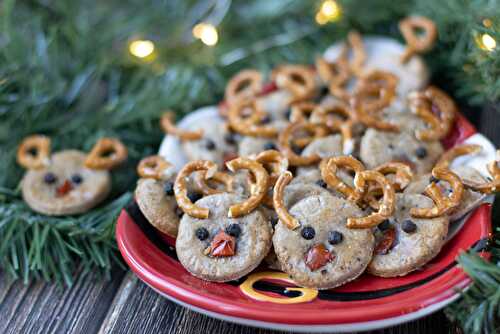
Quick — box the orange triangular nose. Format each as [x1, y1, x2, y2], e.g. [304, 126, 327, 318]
[210, 231, 236, 257]
[305, 244, 334, 271]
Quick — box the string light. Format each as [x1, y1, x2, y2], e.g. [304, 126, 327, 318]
[129, 40, 155, 59]
[192, 23, 218, 46]
[480, 33, 497, 51]
[315, 0, 341, 25]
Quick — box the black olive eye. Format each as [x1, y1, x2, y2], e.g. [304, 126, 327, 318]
[401, 220, 417, 233]
[43, 172, 57, 184]
[378, 219, 391, 231]
[224, 133, 237, 145]
[415, 147, 427, 159]
[301, 226, 315, 240]
[164, 181, 174, 196]
[263, 142, 277, 151]
[328, 231, 343, 245]
[195, 227, 209, 241]
[315, 179, 327, 188]
[225, 224, 241, 238]
[205, 139, 216, 150]
[71, 174, 83, 184]
[188, 192, 202, 203]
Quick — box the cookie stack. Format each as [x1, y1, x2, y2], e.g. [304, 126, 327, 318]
[134, 16, 500, 289]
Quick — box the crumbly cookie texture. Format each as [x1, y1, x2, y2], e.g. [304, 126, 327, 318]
[135, 178, 180, 237]
[176, 193, 272, 282]
[22, 150, 111, 216]
[368, 193, 449, 277]
[273, 193, 374, 289]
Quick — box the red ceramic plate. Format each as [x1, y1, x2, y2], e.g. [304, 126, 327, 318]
[116, 96, 494, 331]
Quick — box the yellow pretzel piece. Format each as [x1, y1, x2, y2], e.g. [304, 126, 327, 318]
[350, 98, 399, 132]
[321, 156, 365, 201]
[84, 138, 127, 170]
[136, 155, 172, 180]
[272, 65, 317, 102]
[435, 144, 482, 169]
[278, 122, 324, 166]
[463, 151, 500, 194]
[224, 69, 263, 105]
[225, 157, 269, 218]
[273, 171, 300, 230]
[316, 56, 350, 87]
[17, 135, 51, 169]
[410, 167, 464, 218]
[228, 99, 278, 138]
[409, 86, 457, 141]
[239, 271, 318, 304]
[250, 150, 289, 207]
[347, 170, 396, 229]
[174, 160, 218, 219]
[399, 16, 438, 63]
[354, 70, 398, 113]
[160, 111, 203, 141]
[194, 171, 234, 196]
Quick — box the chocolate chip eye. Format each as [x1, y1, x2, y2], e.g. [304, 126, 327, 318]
[43, 172, 57, 184]
[195, 227, 209, 241]
[328, 231, 343, 245]
[301, 226, 315, 240]
[291, 144, 302, 154]
[187, 192, 202, 203]
[315, 179, 327, 188]
[401, 220, 417, 233]
[415, 147, 427, 159]
[378, 219, 391, 231]
[224, 133, 237, 145]
[263, 142, 277, 151]
[71, 174, 83, 184]
[164, 181, 174, 196]
[225, 224, 241, 238]
[205, 139, 216, 150]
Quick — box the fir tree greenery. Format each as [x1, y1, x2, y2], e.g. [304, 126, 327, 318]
[0, 0, 498, 332]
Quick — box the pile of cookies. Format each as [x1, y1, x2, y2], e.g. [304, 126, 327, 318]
[134, 16, 500, 289]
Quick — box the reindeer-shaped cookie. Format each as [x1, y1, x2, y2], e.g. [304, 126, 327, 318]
[17, 135, 127, 216]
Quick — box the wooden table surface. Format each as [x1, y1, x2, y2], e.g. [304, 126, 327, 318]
[0, 104, 498, 334]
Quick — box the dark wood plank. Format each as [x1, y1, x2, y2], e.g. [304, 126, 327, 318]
[0, 269, 125, 334]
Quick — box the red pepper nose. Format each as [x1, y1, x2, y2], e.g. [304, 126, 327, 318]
[210, 231, 236, 257]
[305, 244, 335, 271]
[56, 180, 73, 197]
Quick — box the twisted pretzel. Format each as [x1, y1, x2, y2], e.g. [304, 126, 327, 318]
[84, 138, 127, 170]
[410, 167, 464, 218]
[365, 162, 414, 210]
[350, 98, 399, 132]
[160, 111, 203, 141]
[435, 144, 482, 169]
[17, 135, 51, 169]
[316, 56, 350, 87]
[250, 150, 289, 207]
[399, 16, 438, 63]
[272, 65, 316, 102]
[273, 171, 300, 230]
[174, 160, 218, 219]
[278, 122, 324, 166]
[347, 170, 396, 229]
[409, 86, 457, 141]
[463, 150, 500, 194]
[311, 103, 356, 154]
[194, 171, 234, 196]
[224, 69, 263, 105]
[225, 157, 269, 218]
[354, 70, 398, 113]
[321, 156, 365, 201]
[227, 99, 278, 138]
[289, 101, 320, 123]
[137, 155, 173, 180]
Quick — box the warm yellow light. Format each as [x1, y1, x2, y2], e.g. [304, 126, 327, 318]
[129, 40, 155, 58]
[316, 0, 341, 25]
[481, 33, 497, 51]
[482, 19, 492, 28]
[192, 23, 218, 46]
